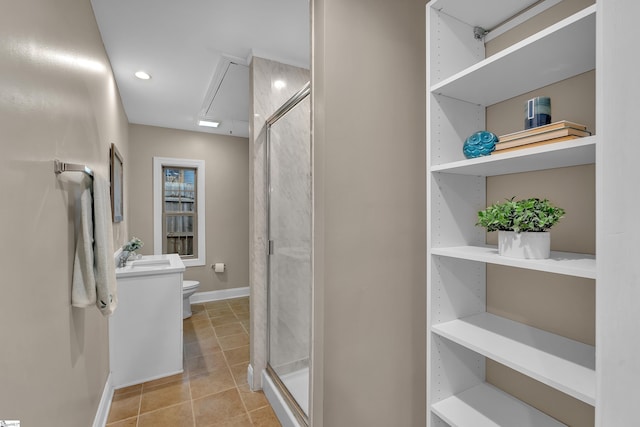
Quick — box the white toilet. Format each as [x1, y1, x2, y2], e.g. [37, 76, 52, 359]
[182, 280, 200, 319]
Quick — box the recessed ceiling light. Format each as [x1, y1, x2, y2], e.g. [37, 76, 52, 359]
[134, 70, 151, 80]
[274, 79, 286, 89]
[198, 120, 220, 128]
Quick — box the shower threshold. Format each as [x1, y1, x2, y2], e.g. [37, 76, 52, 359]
[280, 367, 309, 415]
[263, 367, 309, 427]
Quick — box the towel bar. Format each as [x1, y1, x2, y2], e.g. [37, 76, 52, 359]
[54, 159, 94, 178]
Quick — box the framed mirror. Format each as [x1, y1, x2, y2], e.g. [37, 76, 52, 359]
[110, 143, 123, 223]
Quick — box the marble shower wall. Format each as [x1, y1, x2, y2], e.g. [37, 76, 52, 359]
[249, 57, 310, 389]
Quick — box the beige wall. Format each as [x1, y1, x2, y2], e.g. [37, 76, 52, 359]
[485, 1, 595, 425]
[0, 0, 129, 425]
[312, 0, 426, 425]
[128, 124, 249, 292]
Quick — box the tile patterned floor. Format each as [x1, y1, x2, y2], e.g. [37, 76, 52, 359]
[106, 297, 281, 427]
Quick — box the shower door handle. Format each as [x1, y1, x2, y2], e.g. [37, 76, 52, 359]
[268, 240, 274, 255]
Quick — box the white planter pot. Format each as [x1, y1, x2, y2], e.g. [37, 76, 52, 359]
[498, 230, 550, 259]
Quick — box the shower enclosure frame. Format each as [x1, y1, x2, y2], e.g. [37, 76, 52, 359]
[265, 81, 312, 427]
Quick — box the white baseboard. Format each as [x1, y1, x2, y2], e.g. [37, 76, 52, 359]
[93, 372, 114, 427]
[190, 286, 250, 304]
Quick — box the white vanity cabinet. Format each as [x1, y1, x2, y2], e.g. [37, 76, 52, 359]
[111, 254, 185, 388]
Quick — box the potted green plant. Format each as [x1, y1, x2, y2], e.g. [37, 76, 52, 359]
[476, 197, 565, 259]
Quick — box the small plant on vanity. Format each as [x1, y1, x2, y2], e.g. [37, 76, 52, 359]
[118, 237, 144, 267]
[477, 197, 565, 259]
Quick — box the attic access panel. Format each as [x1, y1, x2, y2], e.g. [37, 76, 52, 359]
[202, 61, 249, 123]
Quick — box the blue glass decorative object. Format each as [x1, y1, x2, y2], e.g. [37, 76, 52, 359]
[463, 131, 498, 158]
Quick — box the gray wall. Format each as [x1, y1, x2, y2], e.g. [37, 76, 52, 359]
[0, 0, 129, 424]
[312, 0, 427, 425]
[128, 124, 249, 292]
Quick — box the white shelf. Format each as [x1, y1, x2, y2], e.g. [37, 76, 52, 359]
[432, 382, 566, 427]
[431, 6, 595, 106]
[431, 136, 595, 176]
[432, 312, 596, 405]
[431, 245, 595, 279]
[427, 1, 601, 423]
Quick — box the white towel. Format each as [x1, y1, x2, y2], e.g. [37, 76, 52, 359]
[92, 174, 117, 316]
[70, 174, 118, 316]
[71, 176, 96, 307]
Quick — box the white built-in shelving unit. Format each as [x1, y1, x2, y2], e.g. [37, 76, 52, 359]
[426, 1, 598, 425]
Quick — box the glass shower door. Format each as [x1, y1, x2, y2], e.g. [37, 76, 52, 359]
[267, 84, 311, 422]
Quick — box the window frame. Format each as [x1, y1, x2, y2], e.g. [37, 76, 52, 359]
[153, 157, 206, 267]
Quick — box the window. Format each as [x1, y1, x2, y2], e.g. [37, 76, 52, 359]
[153, 157, 205, 267]
[163, 166, 196, 256]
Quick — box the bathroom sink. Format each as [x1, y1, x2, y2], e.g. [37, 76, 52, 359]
[130, 258, 171, 268]
[116, 255, 184, 278]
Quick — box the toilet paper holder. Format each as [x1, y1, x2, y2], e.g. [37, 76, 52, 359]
[213, 263, 225, 273]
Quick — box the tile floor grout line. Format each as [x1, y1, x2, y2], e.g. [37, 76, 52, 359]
[186, 346, 196, 427]
[136, 401, 192, 424]
[136, 388, 142, 424]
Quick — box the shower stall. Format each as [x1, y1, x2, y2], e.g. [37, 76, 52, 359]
[265, 82, 312, 426]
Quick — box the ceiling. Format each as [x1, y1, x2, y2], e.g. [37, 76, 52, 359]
[90, 0, 310, 138]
